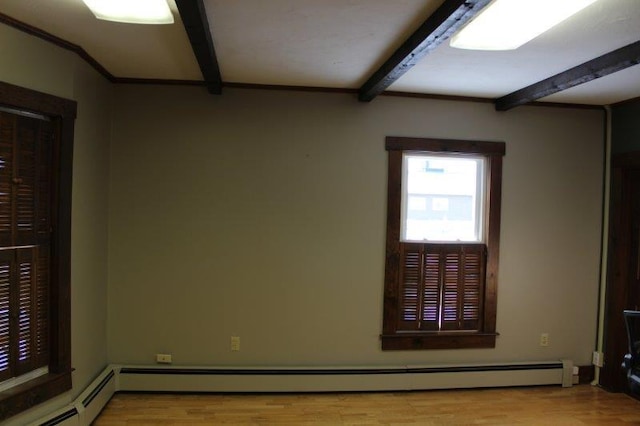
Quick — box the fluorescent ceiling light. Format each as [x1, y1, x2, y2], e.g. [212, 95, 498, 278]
[82, 0, 174, 24]
[450, 0, 598, 50]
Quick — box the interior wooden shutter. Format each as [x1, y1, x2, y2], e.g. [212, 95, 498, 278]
[398, 243, 485, 332]
[0, 113, 14, 248]
[397, 243, 422, 331]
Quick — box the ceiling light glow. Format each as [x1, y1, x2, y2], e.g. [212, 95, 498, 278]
[81, 0, 174, 25]
[450, 0, 598, 50]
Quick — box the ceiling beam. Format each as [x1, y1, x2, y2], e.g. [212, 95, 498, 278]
[495, 40, 640, 111]
[358, 0, 491, 102]
[175, 0, 222, 94]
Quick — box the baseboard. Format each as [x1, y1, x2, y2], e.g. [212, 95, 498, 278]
[29, 360, 573, 424]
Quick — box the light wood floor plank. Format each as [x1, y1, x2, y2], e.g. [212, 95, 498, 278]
[93, 385, 640, 425]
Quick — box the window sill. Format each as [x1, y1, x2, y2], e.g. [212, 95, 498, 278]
[381, 332, 498, 350]
[0, 371, 72, 421]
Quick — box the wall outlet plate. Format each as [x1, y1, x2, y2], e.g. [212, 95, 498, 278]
[592, 351, 604, 367]
[156, 353, 172, 364]
[540, 333, 549, 347]
[231, 336, 240, 351]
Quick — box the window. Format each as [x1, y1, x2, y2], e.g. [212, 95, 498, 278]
[0, 82, 74, 421]
[381, 137, 505, 350]
[0, 110, 53, 386]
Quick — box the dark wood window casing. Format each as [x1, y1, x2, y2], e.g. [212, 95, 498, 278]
[382, 137, 505, 350]
[0, 81, 74, 421]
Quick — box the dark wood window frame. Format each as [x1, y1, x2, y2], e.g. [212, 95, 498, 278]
[381, 137, 504, 350]
[0, 81, 74, 420]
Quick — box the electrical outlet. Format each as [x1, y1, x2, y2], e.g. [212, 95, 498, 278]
[592, 351, 604, 367]
[156, 353, 172, 364]
[231, 336, 240, 351]
[540, 333, 549, 347]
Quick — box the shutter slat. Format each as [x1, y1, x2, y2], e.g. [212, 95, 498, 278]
[421, 250, 440, 330]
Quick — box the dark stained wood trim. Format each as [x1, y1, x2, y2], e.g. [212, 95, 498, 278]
[0, 81, 77, 119]
[611, 95, 640, 108]
[484, 154, 503, 334]
[524, 101, 605, 111]
[381, 91, 493, 104]
[358, 0, 492, 102]
[175, 0, 222, 94]
[0, 372, 71, 420]
[0, 12, 115, 82]
[223, 82, 359, 95]
[496, 40, 640, 111]
[113, 77, 206, 86]
[381, 333, 497, 350]
[382, 150, 402, 336]
[613, 151, 640, 168]
[386, 137, 506, 155]
[578, 365, 595, 384]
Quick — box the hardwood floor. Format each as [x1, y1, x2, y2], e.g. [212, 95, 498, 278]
[93, 385, 640, 425]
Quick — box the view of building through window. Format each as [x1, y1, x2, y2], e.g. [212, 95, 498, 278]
[401, 154, 484, 242]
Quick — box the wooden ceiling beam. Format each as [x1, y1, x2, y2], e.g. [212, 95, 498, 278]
[358, 0, 491, 102]
[175, 0, 222, 94]
[495, 40, 640, 111]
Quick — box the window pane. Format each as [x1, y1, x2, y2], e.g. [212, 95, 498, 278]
[401, 154, 484, 242]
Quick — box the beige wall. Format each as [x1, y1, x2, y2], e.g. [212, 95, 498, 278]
[0, 23, 111, 423]
[109, 85, 603, 368]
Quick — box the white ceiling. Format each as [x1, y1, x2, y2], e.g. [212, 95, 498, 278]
[1, 0, 639, 106]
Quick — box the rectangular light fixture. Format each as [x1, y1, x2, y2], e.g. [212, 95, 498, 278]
[82, 0, 174, 25]
[450, 0, 598, 50]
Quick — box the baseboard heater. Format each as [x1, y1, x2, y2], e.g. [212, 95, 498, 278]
[33, 368, 116, 426]
[117, 361, 573, 393]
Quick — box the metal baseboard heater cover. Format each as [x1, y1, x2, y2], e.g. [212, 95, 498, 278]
[118, 361, 572, 393]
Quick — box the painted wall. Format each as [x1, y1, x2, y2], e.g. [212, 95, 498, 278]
[0, 23, 111, 424]
[612, 99, 640, 154]
[109, 85, 604, 369]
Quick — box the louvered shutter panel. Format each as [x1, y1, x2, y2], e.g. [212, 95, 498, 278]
[421, 247, 441, 331]
[397, 243, 422, 331]
[34, 244, 49, 368]
[397, 243, 486, 332]
[462, 246, 485, 330]
[0, 251, 11, 382]
[440, 249, 461, 330]
[16, 248, 35, 375]
[0, 114, 14, 247]
[36, 123, 52, 240]
[16, 117, 38, 246]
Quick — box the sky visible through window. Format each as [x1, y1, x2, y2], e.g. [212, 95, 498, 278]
[402, 154, 484, 242]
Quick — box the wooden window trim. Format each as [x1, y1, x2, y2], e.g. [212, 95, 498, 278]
[381, 137, 504, 350]
[0, 81, 75, 420]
